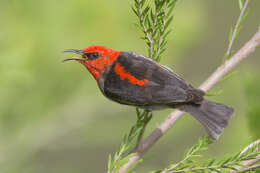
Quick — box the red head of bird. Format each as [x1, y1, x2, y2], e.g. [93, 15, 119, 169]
[64, 46, 120, 79]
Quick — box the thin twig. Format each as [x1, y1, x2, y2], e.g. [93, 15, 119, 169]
[225, 0, 249, 58]
[136, 0, 153, 58]
[166, 163, 260, 173]
[240, 164, 260, 173]
[150, 5, 159, 59]
[231, 139, 260, 173]
[135, 111, 152, 150]
[166, 165, 230, 173]
[162, 143, 202, 173]
[164, 139, 260, 173]
[240, 139, 260, 155]
[154, 1, 169, 61]
[118, 26, 260, 173]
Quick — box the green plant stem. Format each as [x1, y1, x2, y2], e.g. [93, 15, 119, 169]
[231, 139, 260, 173]
[163, 138, 260, 173]
[136, 0, 153, 58]
[164, 145, 202, 172]
[225, 0, 249, 59]
[165, 165, 231, 173]
[154, 1, 168, 61]
[239, 164, 260, 173]
[135, 111, 152, 150]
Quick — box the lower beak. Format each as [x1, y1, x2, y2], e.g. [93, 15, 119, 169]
[62, 57, 83, 62]
[63, 49, 85, 62]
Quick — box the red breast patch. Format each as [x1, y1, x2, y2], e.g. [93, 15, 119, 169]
[114, 62, 149, 86]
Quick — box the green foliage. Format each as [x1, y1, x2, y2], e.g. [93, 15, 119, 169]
[205, 90, 222, 97]
[223, 0, 249, 60]
[132, 0, 178, 61]
[238, 0, 244, 10]
[219, 71, 238, 83]
[107, 136, 141, 173]
[152, 137, 260, 173]
[107, 110, 152, 173]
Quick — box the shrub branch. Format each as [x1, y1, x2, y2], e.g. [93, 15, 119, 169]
[119, 26, 260, 173]
[231, 139, 260, 173]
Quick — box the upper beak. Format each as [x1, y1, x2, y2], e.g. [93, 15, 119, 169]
[63, 49, 83, 55]
[63, 49, 84, 62]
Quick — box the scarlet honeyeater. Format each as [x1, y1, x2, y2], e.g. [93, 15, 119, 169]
[64, 45, 234, 140]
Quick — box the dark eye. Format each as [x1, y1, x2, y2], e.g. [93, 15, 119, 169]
[84, 52, 100, 60]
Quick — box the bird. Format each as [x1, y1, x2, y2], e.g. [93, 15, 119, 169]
[63, 45, 234, 140]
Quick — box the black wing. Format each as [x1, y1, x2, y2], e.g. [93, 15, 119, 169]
[103, 52, 201, 107]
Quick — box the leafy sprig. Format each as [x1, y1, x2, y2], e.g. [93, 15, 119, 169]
[107, 110, 152, 173]
[209, 0, 249, 95]
[224, 0, 249, 60]
[132, 0, 178, 61]
[152, 137, 260, 173]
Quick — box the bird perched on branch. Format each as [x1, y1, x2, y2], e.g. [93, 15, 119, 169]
[64, 45, 234, 140]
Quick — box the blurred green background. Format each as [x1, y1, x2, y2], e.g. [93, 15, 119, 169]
[1, 0, 260, 172]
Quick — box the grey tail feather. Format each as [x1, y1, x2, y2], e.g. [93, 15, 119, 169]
[182, 99, 234, 140]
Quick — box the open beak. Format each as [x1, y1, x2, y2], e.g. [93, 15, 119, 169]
[62, 57, 83, 62]
[63, 49, 85, 62]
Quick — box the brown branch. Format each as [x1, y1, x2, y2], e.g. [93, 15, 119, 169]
[240, 139, 260, 155]
[118, 26, 260, 173]
[239, 164, 260, 173]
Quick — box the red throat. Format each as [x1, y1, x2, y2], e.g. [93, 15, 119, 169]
[79, 46, 120, 79]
